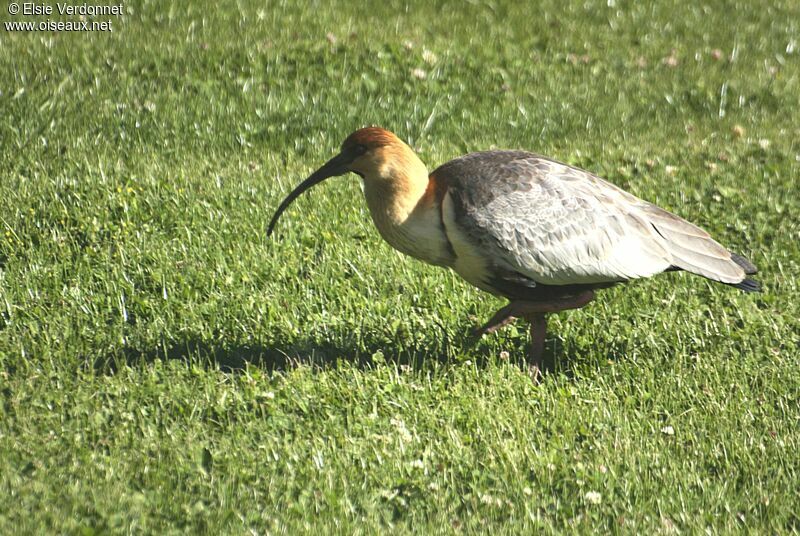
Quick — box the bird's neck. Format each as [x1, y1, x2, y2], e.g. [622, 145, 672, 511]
[362, 150, 431, 225]
[361, 147, 452, 266]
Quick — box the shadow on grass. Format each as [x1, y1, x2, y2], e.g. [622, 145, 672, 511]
[93, 329, 468, 375]
[92, 325, 609, 378]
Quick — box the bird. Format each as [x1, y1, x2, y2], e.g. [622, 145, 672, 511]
[267, 127, 759, 373]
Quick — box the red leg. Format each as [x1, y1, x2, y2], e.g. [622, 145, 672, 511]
[475, 290, 595, 373]
[472, 302, 517, 336]
[475, 291, 594, 336]
[526, 313, 549, 375]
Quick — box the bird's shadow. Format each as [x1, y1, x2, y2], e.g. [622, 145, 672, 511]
[93, 324, 619, 378]
[94, 327, 465, 375]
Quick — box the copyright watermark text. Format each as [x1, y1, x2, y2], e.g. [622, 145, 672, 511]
[5, 3, 124, 32]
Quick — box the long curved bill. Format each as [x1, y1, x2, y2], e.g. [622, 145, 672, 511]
[267, 152, 351, 236]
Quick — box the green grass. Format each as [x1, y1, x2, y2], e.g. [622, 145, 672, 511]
[1, 0, 799, 532]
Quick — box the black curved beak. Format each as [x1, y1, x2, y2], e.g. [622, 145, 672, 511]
[267, 151, 352, 236]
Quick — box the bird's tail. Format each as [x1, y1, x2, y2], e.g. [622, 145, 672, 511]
[641, 203, 761, 292]
[728, 252, 761, 292]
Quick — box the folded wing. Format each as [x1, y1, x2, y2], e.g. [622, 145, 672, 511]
[437, 151, 755, 290]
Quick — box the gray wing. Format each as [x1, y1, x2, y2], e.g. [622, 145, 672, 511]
[438, 151, 749, 287]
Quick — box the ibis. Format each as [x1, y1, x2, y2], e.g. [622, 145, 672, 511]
[268, 127, 759, 372]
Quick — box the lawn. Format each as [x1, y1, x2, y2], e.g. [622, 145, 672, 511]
[1, 0, 799, 532]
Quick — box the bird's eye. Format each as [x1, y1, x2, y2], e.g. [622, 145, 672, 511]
[353, 144, 368, 156]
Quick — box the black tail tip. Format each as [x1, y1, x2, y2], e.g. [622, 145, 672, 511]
[731, 252, 758, 275]
[732, 277, 761, 293]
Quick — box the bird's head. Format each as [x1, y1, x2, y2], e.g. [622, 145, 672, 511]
[267, 127, 424, 235]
